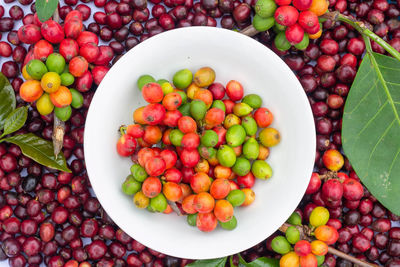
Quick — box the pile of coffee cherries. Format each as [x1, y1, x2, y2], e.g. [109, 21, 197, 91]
[14, 10, 111, 122]
[117, 66, 280, 232]
[271, 207, 339, 266]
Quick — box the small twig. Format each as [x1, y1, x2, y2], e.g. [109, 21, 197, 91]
[167, 201, 182, 216]
[327, 247, 379, 267]
[319, 171, 338, 181]
[279, 223, 313, 241]
[278, 223, 379, 267]
[239, 25, 259, 37]
[53, 116, 65, 158]
[51, 8, 66, 158]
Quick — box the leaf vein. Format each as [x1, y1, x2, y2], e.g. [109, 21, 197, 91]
[377, 64, 400, 71]
[367, 119, 396, 167]
[370, 54, 400, 128]
[388, 147, 400, 178]
[346, 79, 378, 115]
[356, 101, 389, 138]
[355, 68, 373, 85]
[386, 81, 400, 86]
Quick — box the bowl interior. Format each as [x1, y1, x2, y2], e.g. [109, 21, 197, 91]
[84, 27, 315, 260]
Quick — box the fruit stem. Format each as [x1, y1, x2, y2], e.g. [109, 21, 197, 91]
[319, 171, 338, 181]
[279, 222, 313, 241]
[119, 125, 127, 136]
[323, 11, 400, 61]
[278, 222, 379, 267]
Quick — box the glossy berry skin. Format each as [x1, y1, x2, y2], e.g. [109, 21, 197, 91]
[17, 24, 41, 44]
[64, 18, 83, 39]
[77, 31, 100, 47]
[322, 179, 343, 201]
[293, 0, 312, 10]
[79, 42, 100, 63]
[275, 6, 299, 26]
[298, 11, 319, 34]
[116, 135, 137, 157]
[41, 20, 64, 43]
[59, 39, 80, 62]
[342, 178, 364, 200]
[285, 23, 304, 44]
[69, 56, 89, 77]
[92, 66, 109, 85]
[320, 39, 339, 55]
[33, 39, 53, 61]
[347, 38, 365, 55]
[143, 103, 166, 125]
[294, 240, 312, 256]
[322, 149, 344, 171]
[305, 173, 321, 194]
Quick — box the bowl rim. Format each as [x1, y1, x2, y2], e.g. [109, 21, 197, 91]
[84, 26, 316, 260]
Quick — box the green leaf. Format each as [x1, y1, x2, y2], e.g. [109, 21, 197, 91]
[342, 52, 400, 215]
[187, 257, 227, 267]
[0, 133, 71, 173]
[35, 0, 59, 22]
[0, 73, 16, 130]
[1, 106, 28, 138]
[238, 254, 279, 267]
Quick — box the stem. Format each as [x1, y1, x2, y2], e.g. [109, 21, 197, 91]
[167, 201, 182, 216]
[324, 12, 400, 61]
[53, 116, 65, 158]
[239, 12, 400, 62]
[327, 247, 378, 267]
[119, 126, 127, 136]
[278, 223, 379, 267]
[361, 33, 400, 128]
[239, 25, 259, 37]
[279, 223, 313, 241]
[51, 7, 65, 158]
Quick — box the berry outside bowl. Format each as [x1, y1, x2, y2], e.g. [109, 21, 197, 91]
[84, 26, 316, 260]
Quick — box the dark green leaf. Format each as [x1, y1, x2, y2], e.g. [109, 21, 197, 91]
[36, 0, 59, 22]
[0, 133, 71, 173]
[187, 257, 227, 267]
[238, 254, 279, 267]
[0, 73, 16, 130]
[342, 52, 400, 215]
[2, 106, 28, 137]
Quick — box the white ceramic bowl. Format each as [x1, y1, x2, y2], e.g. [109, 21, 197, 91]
[84, 27, 315, 260]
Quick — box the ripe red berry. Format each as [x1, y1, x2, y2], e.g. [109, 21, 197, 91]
[285, 23, 304, 44]
[293, 0, 312, 10]
[275, 0, 292, 5]
[298, 11, 320, 34]
[294, 240, 312, 256]
[343, 178, 364, 201]
[274, 6, 299, 26]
